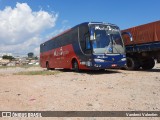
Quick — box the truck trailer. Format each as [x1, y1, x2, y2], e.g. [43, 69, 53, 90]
[122, 20, 160, 70]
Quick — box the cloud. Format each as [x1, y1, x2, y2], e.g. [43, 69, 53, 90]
[45, 25, 70, 40]
[0, 2, 58, 55]
[0, 36, 41, 55]
[62, 20, 69, 25]
[45, 20, 71, 41]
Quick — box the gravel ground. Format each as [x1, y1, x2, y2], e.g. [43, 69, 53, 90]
[0, 64, 160, 120]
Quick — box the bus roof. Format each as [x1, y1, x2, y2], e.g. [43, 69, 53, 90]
[41, 22, 117, 45]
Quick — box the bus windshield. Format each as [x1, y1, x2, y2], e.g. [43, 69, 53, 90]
[90, 24, 125, 54]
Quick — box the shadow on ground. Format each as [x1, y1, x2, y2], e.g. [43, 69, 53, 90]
[142, 68, 160, 72]
[57, 69, 122, 75]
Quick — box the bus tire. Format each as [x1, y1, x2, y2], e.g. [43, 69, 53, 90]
[126, 57, 140, 70]
[72, 60, 80, 72]
[46, 62, 50, 70]
[141, 58, 155, 70]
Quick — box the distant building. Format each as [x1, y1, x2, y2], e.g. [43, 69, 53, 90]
[0, 53, 39, 66]
[0, 59, 10, 66]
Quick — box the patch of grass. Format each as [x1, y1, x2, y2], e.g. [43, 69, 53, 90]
[0, 65, 40, 69]
[19, 65, 40, 69]
[14, 70, 62, 75]
[0, 66, 17, 69]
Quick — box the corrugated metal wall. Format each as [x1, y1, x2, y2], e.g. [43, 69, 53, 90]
[122, 20, 160, 45]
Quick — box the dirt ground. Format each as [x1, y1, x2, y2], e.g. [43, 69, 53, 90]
[0, 64, 160, 120]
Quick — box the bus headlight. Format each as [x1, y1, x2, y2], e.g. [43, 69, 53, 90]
[121, 58, 126, 61]
[86, 61, 92, 66]
[94, 58, 105, 62]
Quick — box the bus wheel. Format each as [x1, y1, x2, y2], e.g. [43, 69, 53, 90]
[72, 60, 79, 72]
[126, 57, 140, 70]
[46, 62, 50, 70]
[141, 58, 155, 70]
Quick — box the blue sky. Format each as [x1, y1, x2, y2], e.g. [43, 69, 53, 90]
[0, 0, 159, 29]
[0, 0, 160, 56]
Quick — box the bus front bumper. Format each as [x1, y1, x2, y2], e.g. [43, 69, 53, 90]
[84, 60, 126, 69]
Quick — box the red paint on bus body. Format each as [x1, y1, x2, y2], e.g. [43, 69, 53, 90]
[40, 44, 89, 70]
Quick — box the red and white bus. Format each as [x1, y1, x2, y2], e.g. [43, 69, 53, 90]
[40, 22, 126, 71]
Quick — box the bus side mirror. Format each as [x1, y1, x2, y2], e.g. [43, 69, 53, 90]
[90, 28, 96, 41]
[90, 35, 95, 41]
[122, 32, 133, 42]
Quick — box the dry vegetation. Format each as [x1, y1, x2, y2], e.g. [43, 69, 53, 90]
[0, 64, 160, 119]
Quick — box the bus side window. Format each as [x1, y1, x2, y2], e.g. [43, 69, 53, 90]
[85, 34, 91, 50]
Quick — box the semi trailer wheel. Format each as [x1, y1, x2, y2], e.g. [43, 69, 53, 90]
[126, 57, 140, 70]
[157, 56, 160, 63]
[141, 58, 155, 70]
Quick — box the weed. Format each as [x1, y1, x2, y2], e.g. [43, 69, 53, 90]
[14, 70, 61, 75]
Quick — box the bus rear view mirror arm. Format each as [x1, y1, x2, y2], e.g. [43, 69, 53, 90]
[122, 32, 133, 42]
